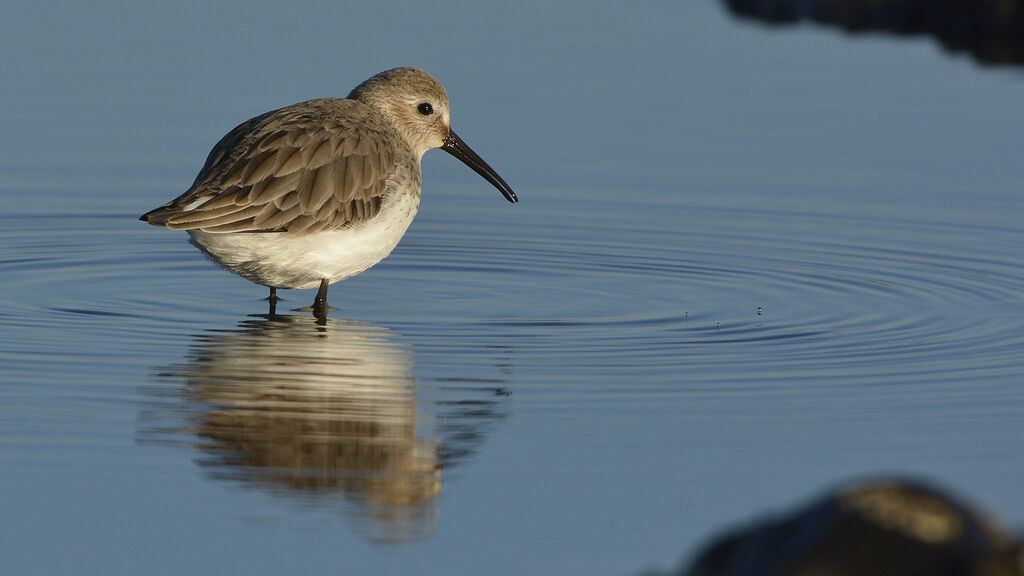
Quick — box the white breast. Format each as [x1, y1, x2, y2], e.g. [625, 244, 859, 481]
[187, 190, 420, 290]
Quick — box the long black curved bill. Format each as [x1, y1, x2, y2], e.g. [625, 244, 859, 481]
[442, 130, 518, 203]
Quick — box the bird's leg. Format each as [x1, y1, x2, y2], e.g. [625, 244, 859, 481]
[268, 287, 278, 316]
[312, 278, 329, 323]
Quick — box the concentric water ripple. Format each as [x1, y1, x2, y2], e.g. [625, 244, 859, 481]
[391, 200, 1024, 390]
[2, 199, 1021, 395]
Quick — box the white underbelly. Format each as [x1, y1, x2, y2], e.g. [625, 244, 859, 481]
[187, 192, 419, 290]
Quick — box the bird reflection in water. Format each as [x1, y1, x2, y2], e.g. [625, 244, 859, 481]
[142, 313, 508, 543]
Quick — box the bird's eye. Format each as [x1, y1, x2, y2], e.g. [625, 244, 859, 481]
[417, 102, 433, 116]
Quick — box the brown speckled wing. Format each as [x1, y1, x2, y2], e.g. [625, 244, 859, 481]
[142, 99, 395, 233]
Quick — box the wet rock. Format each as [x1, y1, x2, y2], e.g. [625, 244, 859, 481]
[682, 478, 1024, 576]
[723, 0, 1024, 65]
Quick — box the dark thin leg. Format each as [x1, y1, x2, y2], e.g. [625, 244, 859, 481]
[268, 287, 278, 316]
[312, 278, 329, 323]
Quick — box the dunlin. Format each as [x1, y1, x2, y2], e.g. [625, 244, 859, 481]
[141, 67, 517, 319]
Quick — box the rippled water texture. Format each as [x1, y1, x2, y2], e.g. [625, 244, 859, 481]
[2, 2, 1023, 575]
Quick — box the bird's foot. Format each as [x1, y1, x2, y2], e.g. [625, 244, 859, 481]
[267, 287, 279, 316]
[311, 279, 331, 324]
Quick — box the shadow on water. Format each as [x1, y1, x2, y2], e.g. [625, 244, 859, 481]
[646, 477, 1024, 576]
[138, 313, 508, 544]
[722, 0, 1024, 65]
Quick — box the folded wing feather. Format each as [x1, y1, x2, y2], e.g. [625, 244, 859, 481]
[142, 99, 396, 234]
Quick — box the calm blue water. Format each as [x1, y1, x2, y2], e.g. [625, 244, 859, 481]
[2, 2, 1023, 574]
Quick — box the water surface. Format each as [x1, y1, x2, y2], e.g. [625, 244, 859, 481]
[1, 2, 1023, 575]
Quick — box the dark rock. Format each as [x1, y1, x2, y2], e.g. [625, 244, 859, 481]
[680, 478, 1024, 576]
[724, 0, 1024, 65]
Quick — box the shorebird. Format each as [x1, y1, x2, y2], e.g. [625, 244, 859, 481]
[141, 67, 517, 320]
